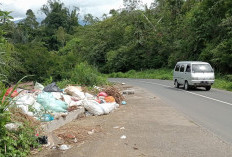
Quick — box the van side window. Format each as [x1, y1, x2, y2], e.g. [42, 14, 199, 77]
[186, 65, 191, 72]
[180, 65, 185, 72]
[175, 65, 180, 71]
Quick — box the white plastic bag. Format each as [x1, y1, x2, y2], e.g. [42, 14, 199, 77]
[34, 82, 44, 90]
[15, 94, 35, 106]
[62, 95, 72, 105]
[69, 100, 83, 107]
[82, 100, 104, 116]
[85, 93, 94, 100]
[17, 105, 29, 114]
[5, 123, 22, 131]
[51, 92, 63, 100]
[32, 101, 43, 112]
[99, 102, 119, 114]
[65, 86, 85, 100]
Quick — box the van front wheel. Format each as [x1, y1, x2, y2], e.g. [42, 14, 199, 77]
[205, 86, 211, 91]
[184, 81, 189, 90]
[174, 80, 179, 88]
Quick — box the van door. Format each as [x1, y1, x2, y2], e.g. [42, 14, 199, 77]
[184, 64, 191, 85]
[179, 65, 185, 84]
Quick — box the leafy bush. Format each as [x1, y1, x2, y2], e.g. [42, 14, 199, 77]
[0, 81, 40, 157]
[71, 62, 107, 86]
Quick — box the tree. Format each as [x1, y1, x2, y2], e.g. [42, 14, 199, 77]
[123, 0, 143, 11]
[40, 0, 79, 50]
[18, 9, 39, 43]
[83, 14, 98, 25]
[56, 26, 66, 47]
[0, 11, 13, 24]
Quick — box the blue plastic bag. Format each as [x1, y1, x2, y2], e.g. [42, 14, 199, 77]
[37, 92, 67, 112]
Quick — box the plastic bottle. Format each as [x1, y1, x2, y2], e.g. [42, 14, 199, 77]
[41, 114, 54, 122]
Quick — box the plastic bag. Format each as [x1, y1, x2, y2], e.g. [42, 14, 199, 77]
[16, 104, 34, 116]
[65, 86, 85, 100]
[85, 93, 94, 100]
[5, 87, 18, 97]
[62, 95, 72, 105]
[5, 123, 22, 131]
[104, 96, 115, 103]
[98, 92, 108, 97]
[43, 82, 62, 92]
[15, 94, 35, 106]
[99, 102, 119, 114]
[34, 82, 44, 90]
[51, 92, 62, 100]
[69, 100, 83, 107]
[37, 92, 67, 112]
[32, 101, 43, 112]
[82, 100, 104, 116]
[40, 114, 54, 122]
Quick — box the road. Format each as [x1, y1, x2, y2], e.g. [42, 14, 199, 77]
[109, 78, 232, 144]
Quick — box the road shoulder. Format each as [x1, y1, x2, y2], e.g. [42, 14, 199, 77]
[36, 85, 232, 157]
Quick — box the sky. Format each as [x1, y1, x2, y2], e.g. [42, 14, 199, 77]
[1, 0, 154, 21]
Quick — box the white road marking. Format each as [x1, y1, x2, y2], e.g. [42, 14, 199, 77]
[139, 80, 232, 106]
[139, 80, 172, 88]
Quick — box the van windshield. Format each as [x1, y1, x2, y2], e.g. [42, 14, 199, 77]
[192, 64, 213, 73]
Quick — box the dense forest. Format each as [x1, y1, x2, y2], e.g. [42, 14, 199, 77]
[0, 0, 232, 84]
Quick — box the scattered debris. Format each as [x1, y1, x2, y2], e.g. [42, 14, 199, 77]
[5, 122, 22, 131]
[85, 111, 94, 117]
[87, 129, 95, 135]
[120, 135, 127, 139]
[123, 89, 135, 95]
[113, 126, 119, 129]
[74, 138, 78, 143]
[37, 136, 48, 145]
[40, 114, 54, 122]
[59, 144, 71, 151]
[121, 101, 127, 105]
[120, 127, 125, 130]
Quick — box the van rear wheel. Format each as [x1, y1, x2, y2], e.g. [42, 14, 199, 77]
[205, 86, 211, 91]
[174, 80, 179, 88]
[184, 81, 189, 90]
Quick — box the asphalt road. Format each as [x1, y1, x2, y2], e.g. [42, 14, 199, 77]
[109, 78, 232, 144]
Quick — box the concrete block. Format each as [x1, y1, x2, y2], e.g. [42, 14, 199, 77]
[122, 89, 135, 95]
[42, 107, 85, 133]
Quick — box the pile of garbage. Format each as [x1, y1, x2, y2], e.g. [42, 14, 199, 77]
[4, 82, 123, 122]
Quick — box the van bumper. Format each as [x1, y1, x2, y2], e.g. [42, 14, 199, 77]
[191, 80, 214, 87]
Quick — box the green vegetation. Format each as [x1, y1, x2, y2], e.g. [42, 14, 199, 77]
[108, 69, 173, 80]
[0, 81, 40, 157]
[1, 0, 232, 87]
[213, 76, 232, 91]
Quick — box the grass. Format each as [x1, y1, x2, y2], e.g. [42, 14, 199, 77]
[212, 78, 232, 91]
[108, 69, 173, 80]
[108, 69, 232, 91]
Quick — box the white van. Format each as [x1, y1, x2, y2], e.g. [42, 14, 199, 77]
[173, 61, 215, 91]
